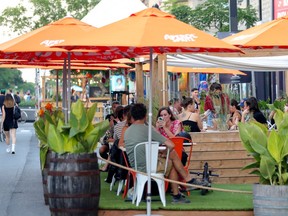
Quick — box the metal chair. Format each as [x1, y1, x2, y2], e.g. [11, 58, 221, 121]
[121, 149, 136, 200]
[110, 175, 125, 196]
[133, 141, 169, 207]
[169, 136, 194, 195]
[267, 120, 276, 130]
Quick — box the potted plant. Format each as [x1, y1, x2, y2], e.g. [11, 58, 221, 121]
[34, 100, 109, 215]
[238, 109, 288, 216]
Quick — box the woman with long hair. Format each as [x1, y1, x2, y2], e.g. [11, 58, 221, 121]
[155, 106, 182, 138]
[2, 94, 18, 154]
[227, 99, 241, 130]
[241, 97, 267, 124]
[204, 83, 230, 128]
[178, 97, 202, 132]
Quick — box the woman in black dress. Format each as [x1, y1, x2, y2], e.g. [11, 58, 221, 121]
[2, 94, 18, 154]
[178, 97, 202, 132]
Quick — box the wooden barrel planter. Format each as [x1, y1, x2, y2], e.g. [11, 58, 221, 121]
[47, 152, 100, 216]
[41, 150, 51, 205]
[253, 184, 288, 216]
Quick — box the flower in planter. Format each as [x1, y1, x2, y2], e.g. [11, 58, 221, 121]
[38, 108, 45, 117]
[86, 73, 93, 79]
[45, 102, 53, 112]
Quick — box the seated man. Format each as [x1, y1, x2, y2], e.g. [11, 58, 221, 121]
[124, 103, 195, 204]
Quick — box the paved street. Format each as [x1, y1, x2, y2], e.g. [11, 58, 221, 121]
[0, 123, 50, 216]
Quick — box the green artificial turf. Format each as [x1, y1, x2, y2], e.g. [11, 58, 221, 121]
[99, 172, 253, 211]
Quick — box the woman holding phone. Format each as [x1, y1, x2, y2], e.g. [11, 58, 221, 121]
[155, 107, 182, 138]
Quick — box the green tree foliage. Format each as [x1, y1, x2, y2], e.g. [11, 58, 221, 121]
[164, 0, 258, 33]
[0, 68, 23, 89]
[162, 0, 182, 11]
[0, 68, 34, 94]
[171, 5, 193, 24]
[190, 0, 258, 32]
[0, 0, 100, 35]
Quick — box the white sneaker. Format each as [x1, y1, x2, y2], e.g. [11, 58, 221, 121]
[11, 144, 15, 154]
[6, 144, 11, 153]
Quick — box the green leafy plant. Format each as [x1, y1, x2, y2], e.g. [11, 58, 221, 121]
[238, 109, 288, 185]
[34, 100, 109, 169]
[19, 99, 37, 107]
[258, 99, 270, 110]
[183, 125, 191, 133]
[267, 97, 287, 112]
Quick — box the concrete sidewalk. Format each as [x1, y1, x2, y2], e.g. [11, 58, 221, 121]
[0, 123, 50, 216]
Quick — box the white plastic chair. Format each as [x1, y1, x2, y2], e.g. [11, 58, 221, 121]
[133, 141, 169, 207]
[267, 120, 276, 130]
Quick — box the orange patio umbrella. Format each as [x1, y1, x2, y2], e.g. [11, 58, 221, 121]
[0, 17, 125, 61]
[55, 9, 242, 56]
[0, 16, 129, 123]
[0, 64, 111, 70]
[54, 8, 242, 214]
[223, 15, 288, 56]
[112, 58, 135, 64]
[131, 64, 246, 75]
[0, 59, 131, 69]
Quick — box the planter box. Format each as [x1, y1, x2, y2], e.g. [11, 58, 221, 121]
[47, 152, 100, 216]
[20, 107, 37, 122]
[253, 184, 288, 216]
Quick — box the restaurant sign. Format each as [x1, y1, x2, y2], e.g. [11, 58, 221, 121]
[274, 0, 288, 19]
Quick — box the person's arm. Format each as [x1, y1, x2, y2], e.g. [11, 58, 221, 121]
[233, 112, 241, 125]
[241, 109, 250, 123]
[196, 114, 203, 130]
[227, 114, 233, 128]
[161, 125, 175, 138]
[204, 96, 214, 112]
[163, 139, 175, 151]
[269, 110, 275, 120]
[118, 126, 128, 149]
[1, 106, 5, 125]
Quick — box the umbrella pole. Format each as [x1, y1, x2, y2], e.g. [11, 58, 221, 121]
[62, 59, 68, 124]
[146, 48, 153, 216]
[67, 52, 72, 120]
[56, 70, 59, 109]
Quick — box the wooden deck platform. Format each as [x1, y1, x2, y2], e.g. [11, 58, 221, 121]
[188, 130, 258, 184]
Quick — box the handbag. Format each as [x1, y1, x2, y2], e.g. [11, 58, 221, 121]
[13, 105, 21, 120]
[0, 128, 5, 142]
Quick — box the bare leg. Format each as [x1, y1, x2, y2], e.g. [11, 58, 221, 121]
[11, 129, 16, 153]
[169, 150, 192, 182]
[100, 155, 111, 171]
[99, 145, 110, 171]
[5, 131, 10, 146]
[11, 129, 16, 145]
[168, 167, 180, 195]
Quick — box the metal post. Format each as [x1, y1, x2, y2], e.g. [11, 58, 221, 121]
[67, 52, 71, 120]
[146, 48, 153, 216]
[251, 71, 256, 97]
[229, 0, 238, 32]
[62, 59, 68, 124]
[56, 70, 59, 109]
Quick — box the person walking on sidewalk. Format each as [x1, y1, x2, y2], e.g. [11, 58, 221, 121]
[1, 94, 18, 154]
